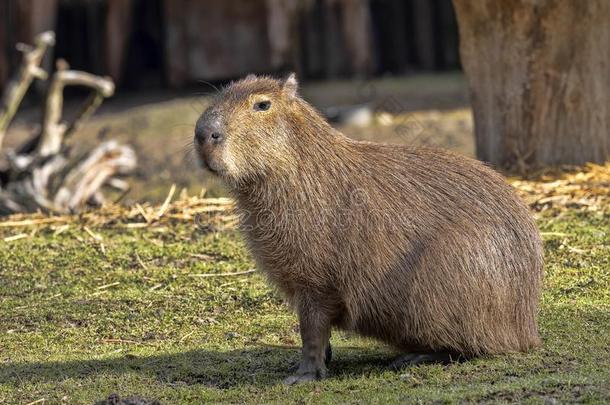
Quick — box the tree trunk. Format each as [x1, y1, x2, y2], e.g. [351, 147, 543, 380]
[453, 0, 610, 170]
[105, 0, 133, 85]
[163, 0, 271, 85]
[413, 0, 436, 70]
[266, 0, 300, 71]
[339, 0, 374, 76]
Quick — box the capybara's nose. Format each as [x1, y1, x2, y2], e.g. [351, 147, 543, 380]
[195, 110, 224, 146]
[194, 130, 224, 146]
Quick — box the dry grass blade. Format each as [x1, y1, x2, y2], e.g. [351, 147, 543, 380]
[179, 331, 195, 342]
[0, 217, 68, 227]
[187, 269, 257, 278]
[83, 226, 103, 241]
[101, 338, 147, 346]
[96, 282, 120, 290]
[25, 399, 47, 405]
[136, 203, 152, 223]
[3, 233, 28, 242]
[157, 184, 176, 219]
[510, 162, 610, 213]
[135, 252, 149, 269]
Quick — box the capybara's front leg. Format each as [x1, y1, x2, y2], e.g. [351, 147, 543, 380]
[284, 298, 331, 385]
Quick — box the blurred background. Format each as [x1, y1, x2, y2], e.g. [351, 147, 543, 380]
[1, 0, 473, 203]
[1, 0, 461, 87]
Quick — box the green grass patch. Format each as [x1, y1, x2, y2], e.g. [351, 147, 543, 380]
[1, 210, 609, 404]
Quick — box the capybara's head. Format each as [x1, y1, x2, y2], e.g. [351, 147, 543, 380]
[194, 74, 317, 184]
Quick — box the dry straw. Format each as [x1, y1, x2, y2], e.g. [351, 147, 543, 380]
[0, 162, 608, 234]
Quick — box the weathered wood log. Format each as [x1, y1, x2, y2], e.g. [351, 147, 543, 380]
[1, 140, 136, 214]
[0, 31, 136, 215]
[53, 140, 137, 211]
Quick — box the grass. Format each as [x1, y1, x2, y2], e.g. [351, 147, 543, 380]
[3, 73, 606, 403]
[0, 207, 608, 404]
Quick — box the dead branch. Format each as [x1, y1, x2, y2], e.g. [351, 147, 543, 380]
[38, 64, 115, 157]
[53, 140, 136, 211]
[0, 31, 136, 215]
[0, 31, 55, 150]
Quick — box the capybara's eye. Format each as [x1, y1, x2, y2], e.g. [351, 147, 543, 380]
[254, 100, 271, 112]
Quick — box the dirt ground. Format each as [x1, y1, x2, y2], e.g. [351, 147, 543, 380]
[4, 73, 472, 204]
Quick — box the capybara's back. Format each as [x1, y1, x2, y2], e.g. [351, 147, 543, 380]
[330, 145, 543, 357]
[194, 74, 543, 383]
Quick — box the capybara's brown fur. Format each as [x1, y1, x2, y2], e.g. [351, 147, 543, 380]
[193, 74, 543, 383]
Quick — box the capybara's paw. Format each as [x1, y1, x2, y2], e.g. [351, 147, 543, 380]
[283, 372, 317, 385]
[284, 373, 322, 385]
[390, 352, 454, 370]
[283, 368, 326, 385]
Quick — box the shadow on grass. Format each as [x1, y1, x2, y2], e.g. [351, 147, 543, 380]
[0, 346, 394, 388]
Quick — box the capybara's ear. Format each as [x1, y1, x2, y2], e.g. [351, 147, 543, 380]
[282, 73, 298, 98]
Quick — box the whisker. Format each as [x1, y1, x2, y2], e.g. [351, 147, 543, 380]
[163, 138, 197, 160]
[196, 80, 220, 93]
[183, 149, 199, 169]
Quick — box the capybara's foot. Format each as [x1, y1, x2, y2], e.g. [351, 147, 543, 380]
[390, 352, 456, 370]
[287, 343, 332, 373]
[283, 368, 326, 385]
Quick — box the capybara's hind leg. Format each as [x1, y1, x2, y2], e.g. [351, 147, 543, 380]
[389, 352, 461, 370]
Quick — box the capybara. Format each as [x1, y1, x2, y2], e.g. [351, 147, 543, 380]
[193, 74, 543, 384]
